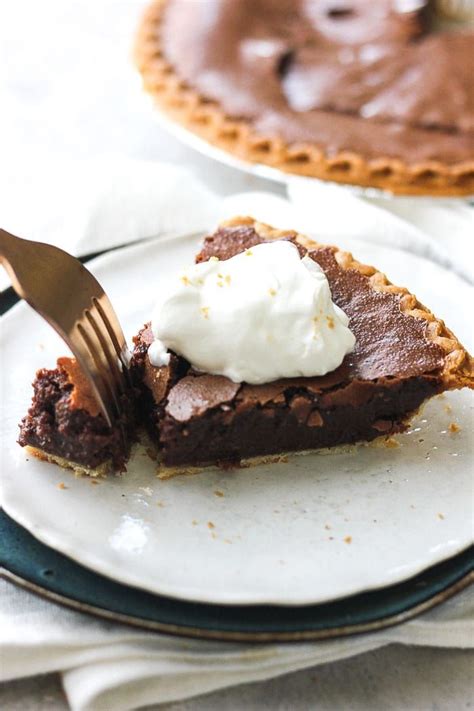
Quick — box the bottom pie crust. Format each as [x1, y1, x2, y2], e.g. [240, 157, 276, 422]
[25, 446, 112, 478]
[154, 437, 399, 480]
[24, 430, 401, 480]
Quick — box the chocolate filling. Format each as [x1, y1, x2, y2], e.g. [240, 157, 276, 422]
[18, 363, 133, 472]
[158, 374, 439, 467]
[130, 225, 446, 468]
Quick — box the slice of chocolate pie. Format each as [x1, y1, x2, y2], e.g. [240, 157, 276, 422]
[129, 217, 473, 477]
[19, 217, 474, 477]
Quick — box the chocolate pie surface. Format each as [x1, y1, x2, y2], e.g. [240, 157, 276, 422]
[19, 218, 473, 476]
[135, 0, 474, 195]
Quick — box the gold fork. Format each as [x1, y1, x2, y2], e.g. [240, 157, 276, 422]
[0, 228, 130, 427]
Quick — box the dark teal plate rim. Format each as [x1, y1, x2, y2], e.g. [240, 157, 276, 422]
[1, 509, 472, 642]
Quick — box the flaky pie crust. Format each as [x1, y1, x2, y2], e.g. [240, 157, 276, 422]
[25, 446, 112, 478]
[219, 216, 474, 389]
[135, 0, 474, 197]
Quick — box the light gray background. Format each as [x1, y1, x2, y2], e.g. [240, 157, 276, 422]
[0, 1, 472, 708]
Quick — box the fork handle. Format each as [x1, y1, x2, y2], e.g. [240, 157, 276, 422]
[0, 229, 30, 298]
[0, 228, 23, 260]
[0, 228, 72, 304]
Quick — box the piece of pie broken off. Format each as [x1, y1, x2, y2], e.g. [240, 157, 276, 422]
[18, 218, 474, 477]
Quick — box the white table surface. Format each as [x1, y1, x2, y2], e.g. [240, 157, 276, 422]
[0, 1, 472, 709]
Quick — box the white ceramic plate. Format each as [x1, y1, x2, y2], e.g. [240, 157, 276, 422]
[1, 234, 473, 605]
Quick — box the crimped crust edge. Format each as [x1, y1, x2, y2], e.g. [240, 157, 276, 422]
[219, 216, 474, 388]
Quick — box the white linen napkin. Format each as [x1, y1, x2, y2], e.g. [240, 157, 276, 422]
[0, 157, 219, 292]
[1, 578, 473, 711]
[1, 157, 473, 292]
[1, 157, 473, 711]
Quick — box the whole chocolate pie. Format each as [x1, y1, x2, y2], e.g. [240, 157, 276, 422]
[18, 218, 474, 477]
[135, 0, 474, 195]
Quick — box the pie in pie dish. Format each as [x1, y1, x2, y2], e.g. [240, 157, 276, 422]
[135, 0, 474, 196]
[18, 217, 474, 477]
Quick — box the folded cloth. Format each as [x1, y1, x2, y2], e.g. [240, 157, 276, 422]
[0, 157, 219, 291]
[1, 157, 473, 710]
[1, 158, 473, 293]
[0, 578, 473, 711]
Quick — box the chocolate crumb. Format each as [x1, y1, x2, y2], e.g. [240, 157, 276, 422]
[290, 395, 312, 423]
[308, 410, 323, 427]
[373, 419, 393, 433]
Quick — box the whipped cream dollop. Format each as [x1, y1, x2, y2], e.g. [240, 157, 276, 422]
[148, 241, 355, 384]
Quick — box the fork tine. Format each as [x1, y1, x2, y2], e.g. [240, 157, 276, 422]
[0, 228, 131, 428]
[74, 323, 128, 450]
[78, 316, 130, 451]
[85, 307, 127, 395]
[68, 335, 116, 427]
[91, 296, 132, 387]
[76, 321, 122, 419]
[78, 315, 130, 451]
[92, 296, 130, 377]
